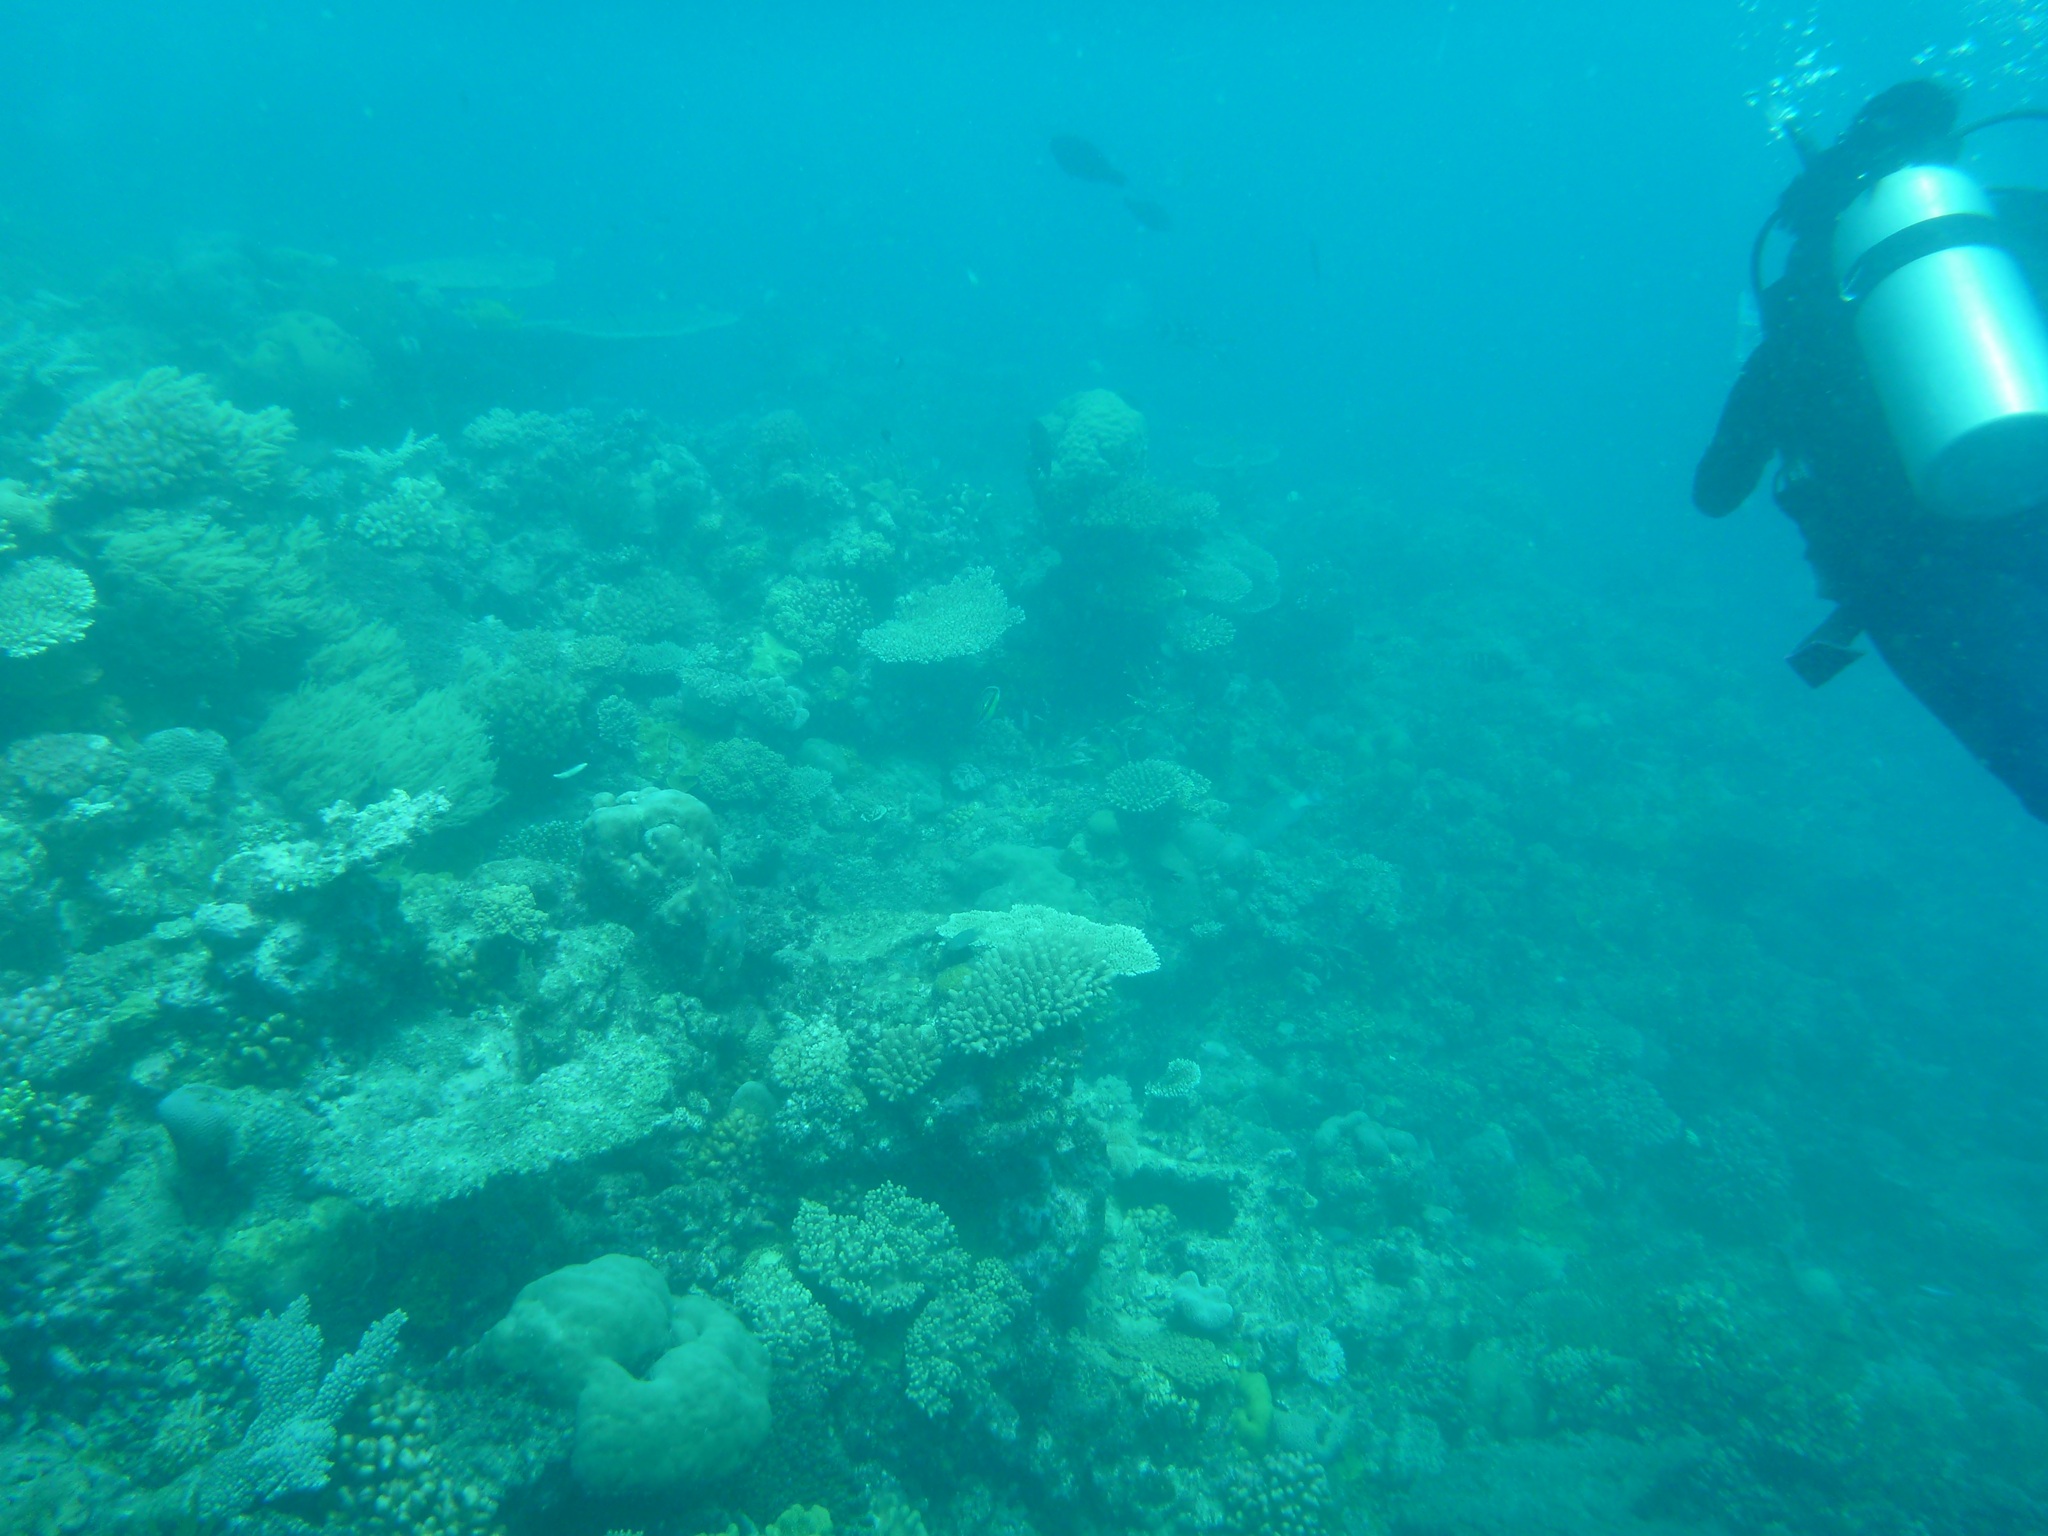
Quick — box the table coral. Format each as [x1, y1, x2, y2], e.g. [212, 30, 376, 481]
[933, 904, 1158, 1057]
[859, 567, 1023, 663]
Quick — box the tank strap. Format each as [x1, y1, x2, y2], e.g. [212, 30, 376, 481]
[1841, 211, 2004, 302]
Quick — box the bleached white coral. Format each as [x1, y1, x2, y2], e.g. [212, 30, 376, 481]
[0, 557, 95, 657]
[42, 366, 296, 503]
[859, 567, 1023, 663]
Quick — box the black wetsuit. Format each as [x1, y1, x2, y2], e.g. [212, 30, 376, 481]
[1695, 89, 2048, 823]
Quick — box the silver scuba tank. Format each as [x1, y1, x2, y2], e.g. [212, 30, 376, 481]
[1834, 163, 2048, 519]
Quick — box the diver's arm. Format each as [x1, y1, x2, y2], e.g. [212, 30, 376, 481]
[1694, 340, 1783, 516]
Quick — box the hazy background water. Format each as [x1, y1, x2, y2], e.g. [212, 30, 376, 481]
[6, 0, 2046, 1222]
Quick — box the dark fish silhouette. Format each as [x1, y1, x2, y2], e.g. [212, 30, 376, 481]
[1050, 135, 1128, 186]
[1125, 195, 1173, 232]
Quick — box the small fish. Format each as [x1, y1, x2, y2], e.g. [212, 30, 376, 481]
[976, 684, 1002, 723]
[1050, 134, 1128, 186]
[553, 761, 588, 780]
[1125, 195, 1174, 232]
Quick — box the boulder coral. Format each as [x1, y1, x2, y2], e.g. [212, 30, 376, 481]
[486, 1255, 770, 1496]
[1030, 388, 1149, 519]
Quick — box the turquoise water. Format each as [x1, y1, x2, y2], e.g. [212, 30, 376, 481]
[3, 5, 2047, 1534]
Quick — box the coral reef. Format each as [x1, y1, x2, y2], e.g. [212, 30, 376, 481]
[0, 252, 2040, 1536]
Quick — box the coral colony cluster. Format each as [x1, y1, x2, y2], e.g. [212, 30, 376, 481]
[0, 255, 2042, 1536]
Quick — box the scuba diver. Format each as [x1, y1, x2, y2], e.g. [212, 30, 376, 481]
[1696, 80, 2048, 822]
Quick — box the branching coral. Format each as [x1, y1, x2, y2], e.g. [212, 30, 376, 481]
[905, 1258, 1027, 1437]
[247, 625, 498, 823]
[860, 567, 1022, 664]
[94, 508, 329, 674]
[765, 575, 869, 658]
[195, 1296, 406, 1519]
[42, 366, 296, 504]
[731, 1249, 841, 1406]
[793, 1183, 962, 1317]
[932, 904, 1158, 1058]
[1077, 478, 1217, 533]
[1104, 758, 1212, 815]
[0, 557, 95, 658]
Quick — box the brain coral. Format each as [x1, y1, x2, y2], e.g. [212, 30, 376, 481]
[933, 905, 1159, 1057]
[42, 366, 296, 504]
[572, 1295, 770, 1495]
[0, 557, 95, 657]
[485, 1256, 770, 1497]
[859, 567, 1023, 664]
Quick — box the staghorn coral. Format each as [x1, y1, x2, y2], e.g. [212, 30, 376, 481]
[793, 1183, 962, 1318]
[932, 904, 1158, 1058]
[42, 366, 296, 505]
[860, 567, 1023, 664]
[0, 556, 94, 657]
[195, 1296, 407, 1520]
[1104, 758, 1211, 815]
